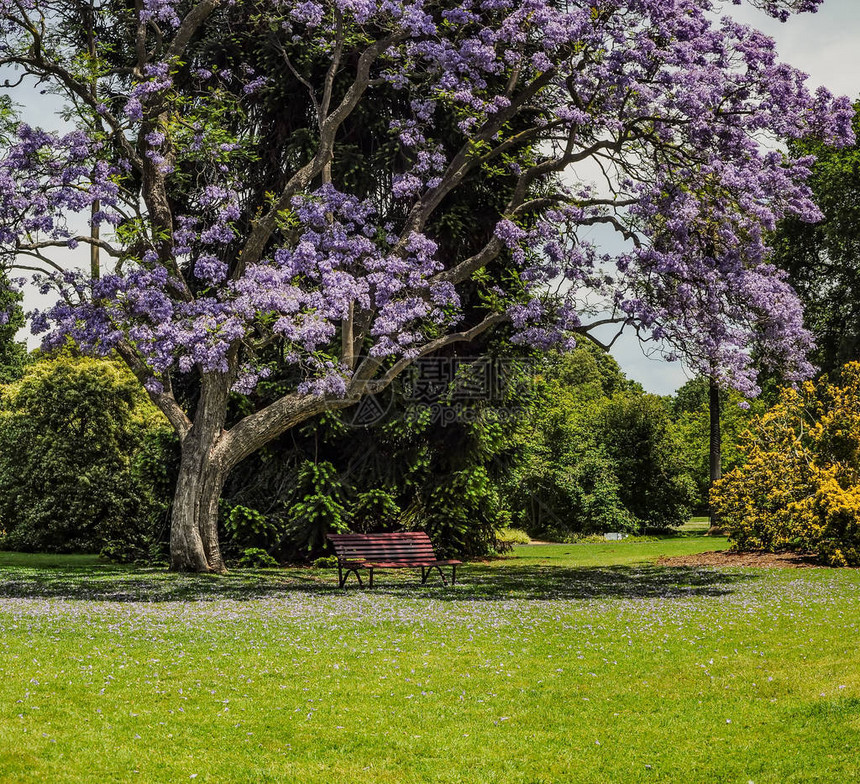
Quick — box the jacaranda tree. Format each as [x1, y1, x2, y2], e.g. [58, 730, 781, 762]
[0, 0, 851, 571]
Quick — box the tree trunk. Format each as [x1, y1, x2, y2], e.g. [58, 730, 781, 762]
[708, 376, 722, 533]
[166, 374, 344, 572]
[169, 374, 230, 573]
[170, 438, 227, 572]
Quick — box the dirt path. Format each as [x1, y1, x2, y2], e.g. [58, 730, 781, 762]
[657, 550, 825, 569]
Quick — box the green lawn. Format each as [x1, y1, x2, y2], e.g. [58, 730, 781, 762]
[0, 537, 858, 783]
[680, 516, 712, 533]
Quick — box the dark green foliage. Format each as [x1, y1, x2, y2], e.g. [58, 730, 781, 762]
[568, 451, 637, 533]
[509, 346, 695, 538]
[771, 100, 860, 374]
[220, 345, 530, 561]
[237, 548, 279, 569]
[352, 488, 401, 532]
[596, 395, 696, 531]
[281, 461, 350, 553]
[0, 344, 701, 562]
[0, 274, 27, 384]
[409, 464, 510, 559]
[0, 354, 173, 556]
[221, 460, 351, 559]
[223, 503, 282, 551]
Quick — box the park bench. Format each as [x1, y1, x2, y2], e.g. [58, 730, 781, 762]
[327, 532, 462, 588]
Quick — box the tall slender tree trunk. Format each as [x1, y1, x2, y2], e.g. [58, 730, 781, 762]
[708, 376, 722, 533]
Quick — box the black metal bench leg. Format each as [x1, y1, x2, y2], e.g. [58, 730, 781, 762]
[451, 565, 457, 586]
[420, 566, 428, 584]
[435, 565, 448, 586]
[369, 568, 374, 588]
[338, 565, 364, 588]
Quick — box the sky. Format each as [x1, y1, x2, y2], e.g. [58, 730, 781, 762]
[10, 0, 860, 396]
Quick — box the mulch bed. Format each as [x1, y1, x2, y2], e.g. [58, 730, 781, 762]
[657, 550, 824, 569]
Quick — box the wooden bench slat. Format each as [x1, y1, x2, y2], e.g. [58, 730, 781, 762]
[362, 560, 463, 568]
[329, 535, 429, 542]
[335, 552, 435, 556]
[337, 552, 437, 558]
[329, 532, 428, 536]
[331, 543, 435, 548]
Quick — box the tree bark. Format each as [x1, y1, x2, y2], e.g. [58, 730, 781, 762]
[170, 443, 227, 572]
[168, 383, 341, 572]
[169, 373, 230, 573]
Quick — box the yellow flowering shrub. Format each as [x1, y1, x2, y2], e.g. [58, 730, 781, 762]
[712, 363, 860, 566]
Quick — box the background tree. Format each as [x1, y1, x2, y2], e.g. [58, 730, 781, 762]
[772, 100, 860, 375]
[0, 273, 26, 383]
[0, 0, 849, 571]
[509, 347, 695, 538]
[597, 394, 695, 532]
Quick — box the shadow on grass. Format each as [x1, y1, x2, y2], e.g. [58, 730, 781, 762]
[434, 563, 756, 601]
[0, 560, 756, 603]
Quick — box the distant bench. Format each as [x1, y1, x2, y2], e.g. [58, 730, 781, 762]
[327, 532, 462, 588]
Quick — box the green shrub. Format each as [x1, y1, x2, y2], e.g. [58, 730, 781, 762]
[0, 353, 172, 555]
[282, 461, 349, 553]
[223, 504, 283, 552]
[220, 462, 353, 560]
[560, 533, 660, 543]
[312, 555, 339, 569]
[238, 548, 279, 569]
[511, 449, 637, 538]
[496, 527, 531, 546]
[494, 527, 529, 554]
[352, 488, 401, 532]
[411, 466, 509, 558]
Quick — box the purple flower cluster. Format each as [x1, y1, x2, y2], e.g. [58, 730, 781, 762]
[0, 0, 850, 401]
[139, 0, 182, 28]
[738, 0, 823, 23]
[32, 185, 458, 392]
[0, 125, 119, 252]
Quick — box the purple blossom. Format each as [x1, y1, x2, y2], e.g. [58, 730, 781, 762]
[0, 0, 849, 402]
[194, 255, 228, 285]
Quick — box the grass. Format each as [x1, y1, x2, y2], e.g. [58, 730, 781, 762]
[679, 516, 712, 533]
[0, 536, 859, 782]
[0, 551, 105, 569]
